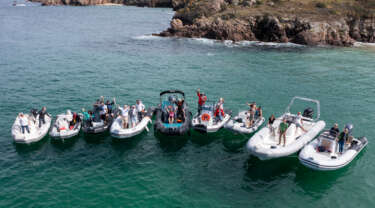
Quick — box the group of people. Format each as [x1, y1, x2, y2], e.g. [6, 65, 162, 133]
[246, 102, 262, 128]
[165, 96, 185, 124]
[82, 97, 116, 127]
[18, 107, 50, 134]
[329, 123, 353, 154]
[271, 112, 307, 147]
[118, 100, 146, 129]
[196, 89, 225, 123]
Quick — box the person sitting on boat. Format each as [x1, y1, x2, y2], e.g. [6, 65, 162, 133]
[214, 98, 225, 122]
[294, 112, 307, 134]
[82, 108, 94, 127]
[167, 105, 175, 124]
[18, 113, 30, 134]
[136, 100, 146, 122]
[176, 98, 185, 122]
[329, 123, 340, 137]
[69, 112, 80, 130]
[278, 118, 289, 146]
[129, 105, 138, 128]
[38, 107, 49, 128]
[196, 88, 207, 116]
[268, 114, 276, 135]
[337, 128, 350, 154]
[255, 106, 263, 119]
[119, 105, 129, 129]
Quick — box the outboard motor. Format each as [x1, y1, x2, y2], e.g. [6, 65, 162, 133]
[302, 107, 314, 119]
[345, 123, 354, 135]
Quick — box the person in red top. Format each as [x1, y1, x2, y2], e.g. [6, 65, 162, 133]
[196, 88, 207, 116]
[214, 98, 225, 122]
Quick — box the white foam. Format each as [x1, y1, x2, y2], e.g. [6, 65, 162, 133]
[354, 42, 375, 47]
[132, 35, 164, 40]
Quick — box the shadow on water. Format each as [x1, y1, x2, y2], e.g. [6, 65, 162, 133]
[190, 130, 218, 146]
[13, 136, 48, 156]
[222, 131, 251, 153]
[154, 131, 188, 152]
[83, 132, 110, 144]
[244, 155, 299, 183]
[50, 135, 80, 151]
[110, 131, 146, 154]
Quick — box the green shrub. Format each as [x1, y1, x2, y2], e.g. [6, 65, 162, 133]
[316, 2, 327, 8]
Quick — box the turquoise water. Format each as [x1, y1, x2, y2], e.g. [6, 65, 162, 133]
[1, 1, 375, 207]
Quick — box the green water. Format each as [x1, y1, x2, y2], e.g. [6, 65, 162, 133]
[1, 1, 375, 207]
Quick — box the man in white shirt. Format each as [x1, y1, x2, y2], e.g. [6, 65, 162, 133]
[136, 100, 146, 122]
[295, 112, 307, 134]
[119, 105, 129, 128]
[19, 113, 30, 134]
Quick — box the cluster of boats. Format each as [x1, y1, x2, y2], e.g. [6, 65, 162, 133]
[11, 90, 367, 172]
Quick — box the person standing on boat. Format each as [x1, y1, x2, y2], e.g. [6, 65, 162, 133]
[119, 105, 129, 129]
[196, 89, 207, 116]
[278, 118, 289, 146]
[129, 105, 138, 128]
[214, 98, 225, 122]
[19, 113, 30, 134]
[294, 112, 307, 134]
[329, 123, 340, 137]
[268, 114, 276, 136]
[337, 128, 349, 154]
[176, 98, 185, 122]
[136, 100, 146, 122]
[38, 107, 49, 128]
[82, 108, 93, 127]
[246, 102, 256, 127]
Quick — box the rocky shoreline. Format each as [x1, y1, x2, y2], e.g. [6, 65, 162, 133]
[31, 0, 375, 46]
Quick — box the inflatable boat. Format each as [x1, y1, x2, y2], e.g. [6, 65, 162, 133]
[247, 96, 326, 160]
[154, 90, 191, 136]
[12, 112, 52, 144]
[191, 102, 231, 133]
[299, 125, 368, 171]
[224, 110, 265, 134]
[49, 110, 82, 140]
[110, 109, 153, 139]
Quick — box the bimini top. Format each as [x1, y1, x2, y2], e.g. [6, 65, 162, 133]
[285, 96, 321, 121]
[160, 90, 185, 97]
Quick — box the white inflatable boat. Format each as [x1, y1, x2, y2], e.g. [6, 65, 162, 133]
[110, 113, 152, 139]
[225, 110, 265, 134]
[49, 111, 82, 140]
[191, 102, 231, 133]
[247, 96, 326, 160]
[299, 125, 368, 171]
[12, 113, 52, 144]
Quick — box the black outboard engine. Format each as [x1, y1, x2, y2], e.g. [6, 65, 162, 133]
[303, 107, 314, 119]
[345, 123, 354, 135]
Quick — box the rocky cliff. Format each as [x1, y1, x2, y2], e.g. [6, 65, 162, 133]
[159, 0, 375, 46]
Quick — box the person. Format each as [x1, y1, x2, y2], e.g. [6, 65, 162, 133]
[167, 105, 175, 124]
[29, 109, 38, 124]
[268, 114, 276, 135]
[176, 98, 185, 122]
[82, 108, 94, 127]
[294, 112, 307, 134]
[38, 107, 49, 128]
[214, 98, 225, 122]
[337, 128, 349, 154]
[106, 99, 115, 114]
[329, 123, 340, 137]
[278, 118, 289, 146]
[196, 88, 207, 116]
[69, 112, 80, 130]
[99, 102, 108, 122]
[136, 100, 146, 122]
[246, 102, 256, 127]
[119, 105, 129, 129]
[19, 113, 30, 134]
[255, 106, 263, 119]
[129, 105, 138, 128]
